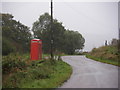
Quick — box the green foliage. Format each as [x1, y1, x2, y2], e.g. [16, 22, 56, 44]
[2, 54, 72, 88]
[63, 30, 85, 54]
[86, 45, 119, 66]
[2, 37, 16, 55]
[21, 60, 72, 88]
[2, 53, 27, 74]
[32, 12, 85, 54]
[90, 45, 119, 61]
[1, 13, 31, 55]
[86, 54, 119, 66]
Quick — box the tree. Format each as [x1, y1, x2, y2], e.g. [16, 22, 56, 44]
[32, 12, 85, 55]
[32, 13, 65, 54]
[1, 13, 31, 55]
[63, 30, 85, 54]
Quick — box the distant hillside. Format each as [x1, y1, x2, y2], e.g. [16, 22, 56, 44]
[86, 45, 119, 66]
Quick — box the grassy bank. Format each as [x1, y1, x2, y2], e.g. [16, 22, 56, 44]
[2, 53, 72, 88]
[86, 54, 119, 66]
[86, 45, 119, 66]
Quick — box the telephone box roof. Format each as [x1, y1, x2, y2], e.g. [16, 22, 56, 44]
[31, 39, 42, 41]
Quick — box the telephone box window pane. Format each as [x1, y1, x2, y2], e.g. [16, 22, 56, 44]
[32, 41, 38, 43]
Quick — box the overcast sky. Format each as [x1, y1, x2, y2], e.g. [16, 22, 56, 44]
[1, 1, 118, 51]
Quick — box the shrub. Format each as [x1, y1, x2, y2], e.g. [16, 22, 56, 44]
[2, 53, 27, 74]
[2, 38, 16, 55]
[2, 53, 72, 88]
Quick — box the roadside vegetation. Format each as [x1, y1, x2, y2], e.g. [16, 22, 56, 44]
[86, 45, 120, 66]
[1, 13, 85, 56]
[2, 12, 85, 88]
[32, 13, 85, 55]
[2, 53, 72, 88]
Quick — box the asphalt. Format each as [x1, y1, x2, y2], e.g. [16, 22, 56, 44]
[60, 55, 118, 88]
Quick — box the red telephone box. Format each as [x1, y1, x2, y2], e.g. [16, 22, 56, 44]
[30, 39, 42, 60]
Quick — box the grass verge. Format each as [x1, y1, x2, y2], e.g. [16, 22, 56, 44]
[2, 53, 72, 88]
[21, 60, 72, 88]
[86, 54, 119, 66]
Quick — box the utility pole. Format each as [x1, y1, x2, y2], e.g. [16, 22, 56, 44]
[50, 0, 53, 59]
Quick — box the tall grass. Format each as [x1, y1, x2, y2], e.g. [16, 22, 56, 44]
[86, 45, 119, 66]
[2, 53, 72, 88]
[21, 61, 72, 88]
[86, 54, 119, 66]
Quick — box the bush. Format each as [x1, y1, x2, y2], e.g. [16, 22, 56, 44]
[2, 53, 27, 74]
[2, 54, 54, 87]
[86, 45, 119, 66]
[2, 53, 72, 88]
[2, 38, 16, 55]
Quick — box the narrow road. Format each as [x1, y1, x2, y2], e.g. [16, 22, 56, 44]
[60, 56, 118, 88]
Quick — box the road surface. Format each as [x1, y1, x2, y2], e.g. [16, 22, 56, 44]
[60, 55, 118, 88]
